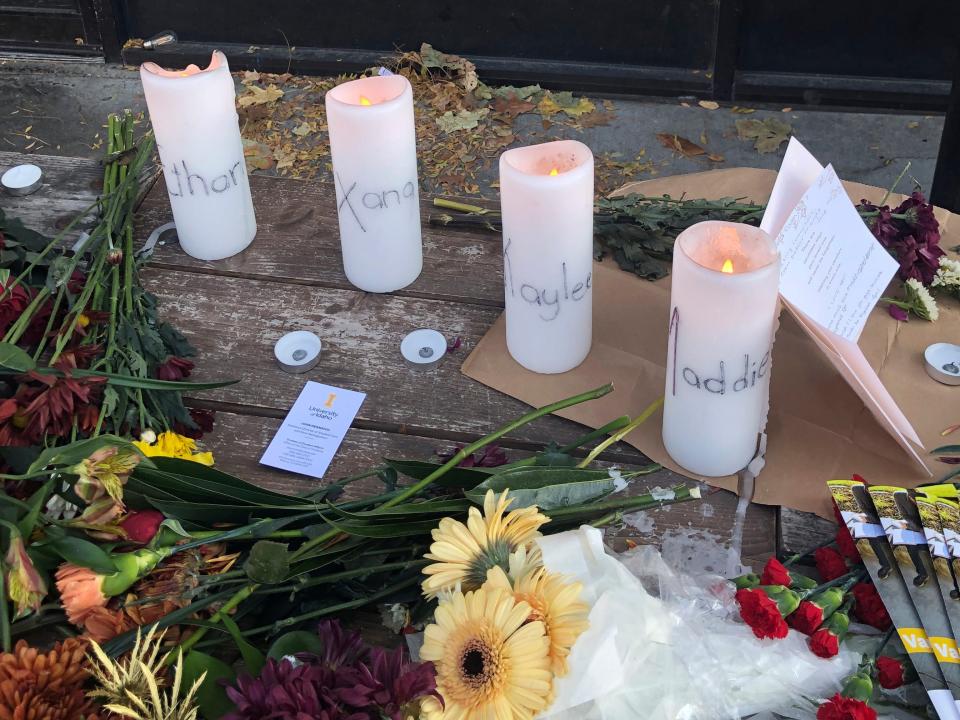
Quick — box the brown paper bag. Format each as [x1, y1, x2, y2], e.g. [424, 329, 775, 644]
[462, 168, 960, 518]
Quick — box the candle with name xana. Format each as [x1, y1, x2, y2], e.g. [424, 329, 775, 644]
[499, 140, 594, 374]
[662, 220, 780, 477]
[325, 75, 422, 293]
[140, 51, 256, 261]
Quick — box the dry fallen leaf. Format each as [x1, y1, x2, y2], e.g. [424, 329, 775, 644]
[698, 100, 720, 110]
[436, 107, 489, 133]
[538, 90, 596, 118]
[781, 107, 793, 113]
[735, 117, 793, 154]
[731, 106, 756, 114]
[242, 138, 275, 171]
[492, 93, 536, 118]
[907, 120, 920, 129]
[237, 84, 284, 108]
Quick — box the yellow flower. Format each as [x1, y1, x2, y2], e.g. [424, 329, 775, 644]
[72, 445, 141, 505]
[420, 585, 553, 720]
[485, 564, 589, 677]
[134, 431, 214, 466]
[422, 489, 549, 598]
[5, 534, 47, 619]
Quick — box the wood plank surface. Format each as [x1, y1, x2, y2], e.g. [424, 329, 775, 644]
[0, 150, 780, 566]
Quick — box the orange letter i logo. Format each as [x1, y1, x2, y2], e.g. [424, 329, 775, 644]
[325, 393, 336, 408]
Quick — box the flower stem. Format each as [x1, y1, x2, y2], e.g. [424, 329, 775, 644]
[0, 562, 10, 652]
[432, 197, 495, 215]
[577, 396, 662, 468]
[880, 161, 911, 207]
[552, 482, 698, 524]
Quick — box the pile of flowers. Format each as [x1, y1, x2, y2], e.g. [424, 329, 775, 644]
[417, 490, 590, 720]
[858, 190, 959, 322]
[733, 502, 911, 720]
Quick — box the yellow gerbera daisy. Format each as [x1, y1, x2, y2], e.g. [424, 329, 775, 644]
[133, 431, 214, 466]
[486, 565, 589, 677]
[420, 585, 553, 720]
[422, 489, 549, 598]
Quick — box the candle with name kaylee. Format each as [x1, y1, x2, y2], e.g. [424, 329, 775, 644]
[140, 51, 256, 261]
[325, 75, 422, 293]
[499, 140, 594, 373]
[662, 221, 780, 477]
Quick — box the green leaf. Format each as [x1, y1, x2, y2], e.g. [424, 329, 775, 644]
[142, 458, 302, 505]
[244, 540, 290, 584]
[221, 615, 265, 676]
[267, 630, 324, 660]
[0, 342, 35, 372]
[45, 536, 116, 574]
[27, 435, 152, 475]
[145, 499, 259, 525]
[933, 445, 960, 455]
[182, 650, 236, 720]
[385, 459, 496, 489]
[325, 498, 470, 521]
[17, 479, 53, 537]
[465, 467, 616, 510]
[318, 514, 442, 539]
[3, 366, 237, 391]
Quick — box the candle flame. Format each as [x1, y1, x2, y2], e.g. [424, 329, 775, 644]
[721, 258, 734, 273]
[359, 95, 372, 106]
[549, 167, 559, 176]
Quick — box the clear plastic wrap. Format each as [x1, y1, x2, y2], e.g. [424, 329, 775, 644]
[535, 526, 859, 720]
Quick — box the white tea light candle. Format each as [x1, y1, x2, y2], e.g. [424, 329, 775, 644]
[662, 221, 780, 476]
[140, 51, 256, 261]
[325, 75, 422, 293]
[499, 140, 594, 374]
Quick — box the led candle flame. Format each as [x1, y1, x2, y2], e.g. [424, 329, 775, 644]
[662, 221, 780, 477]
[359, 96, 372, 106]
[549, 167, 559, 176]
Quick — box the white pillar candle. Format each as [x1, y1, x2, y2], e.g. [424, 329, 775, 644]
[140, 51, 256, 261]
[662, 221, 780, 477]
[325, 75, 422, 293]
[499, 140, 594, 374]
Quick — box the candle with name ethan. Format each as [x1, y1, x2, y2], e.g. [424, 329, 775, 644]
[140, 51, 256, 261]
[499, 140, 594, 373]
[325, 74, 422, 293]
[662, 221, 780, 476]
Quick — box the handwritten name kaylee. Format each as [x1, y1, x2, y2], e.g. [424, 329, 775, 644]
[503, 239, 592, 321]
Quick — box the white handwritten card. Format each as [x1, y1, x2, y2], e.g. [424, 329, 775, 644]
[775, 164, 898, 342]
[260, 381, 366, 479]
[762, 138, 927, 471]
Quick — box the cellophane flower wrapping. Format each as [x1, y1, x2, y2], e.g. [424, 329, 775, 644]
[533, 526, 859, 720]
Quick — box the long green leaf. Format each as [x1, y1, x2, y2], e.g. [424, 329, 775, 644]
[465, 466, 616, 509]
[267, 630, 324, 660]
[0, 342, 35, 372]
[17, 480, 53, 537]
[385, 459, 496, 488]
[324, 498, 470, 522]
[933, 445, 960, 455]
[221, 615, 265, 675]
[45, 536, 116, 574]
[27, 435, 151, 475]
[4, 366, 237, 391]
[182, 650, 236, 720]
[146, 458, 302, 505]
[318, 513, 441, 538]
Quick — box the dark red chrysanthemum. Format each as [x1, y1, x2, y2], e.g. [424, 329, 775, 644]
[437, 443, 509, 468]
[155, 356, 194, 381]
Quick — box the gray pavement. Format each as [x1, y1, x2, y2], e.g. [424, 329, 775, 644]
[0, 57, 944, 194]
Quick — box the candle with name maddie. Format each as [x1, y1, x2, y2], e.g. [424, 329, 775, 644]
[662, 221, 780, 477]
[325, 75, 422, 293]
[499, 140, 594, 373]
[140, 51, 256, 261]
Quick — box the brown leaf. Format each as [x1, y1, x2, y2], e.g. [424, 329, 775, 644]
[656, 132, 705, 158]
[492, 94, 536, 119]
[698, 100, 720, 110]
[735, 117, 792, 154]
[577, 111, 615, 128]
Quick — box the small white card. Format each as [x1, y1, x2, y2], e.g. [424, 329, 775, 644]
[260, 381, 366, 479]
[775, 163, 898, 341]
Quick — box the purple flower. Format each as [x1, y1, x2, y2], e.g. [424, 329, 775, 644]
[337, 647, 440, 720]
[858, 192, 944, 285]
[887, 304, 909, 322]
[224, 658, 342, 719]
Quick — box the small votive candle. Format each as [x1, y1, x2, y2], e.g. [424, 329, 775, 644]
[325, 75, 422, 293]
[499, 140, 594, 374]
[140, 51, 256, 261]
[662, 221, 780, 476]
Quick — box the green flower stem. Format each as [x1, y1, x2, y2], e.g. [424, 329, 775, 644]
[2, 287, 51, 344]
[880, 161, 911, 207]
[165, 583, 257, 664]
[0, 560, 10, 652]
[578, 397, 662, 468]
[257, 558, 428, 596]
[800, 568, 865, 599]
[432, 198, 496, 215]
[551, 482, 697, 524]
[241, 574, 422, 639]
[174, 384, 615, 657]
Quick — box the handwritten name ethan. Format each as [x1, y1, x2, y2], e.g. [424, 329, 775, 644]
[165, 159, 245, 198]
[668, 307, 770, 396]
[503, 238, 592, 321]
[335, 173, 417, 234]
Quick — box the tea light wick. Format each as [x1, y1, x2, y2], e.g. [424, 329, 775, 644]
[721, 258, 734, 274]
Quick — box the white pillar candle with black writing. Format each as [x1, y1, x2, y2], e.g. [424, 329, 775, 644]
[140, 51, 256, 261]
[662, 221, 780, 477]
[325, 75, 422, 293]
[499, 140, 593, 374]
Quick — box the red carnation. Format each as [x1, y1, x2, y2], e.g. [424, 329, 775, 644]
[852, 583, 891, 631]
[790, 600, 827, 635]
[155, 356, 194, 381]
[876, 656, 904, 689]
[120, 509, 165, 544]
[815, 547, 848, 582]
[810, 627, 841, 658]
[760, 557, 792, 587]
[816, 694, 877, 720]
[735, 587, 790, 639]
